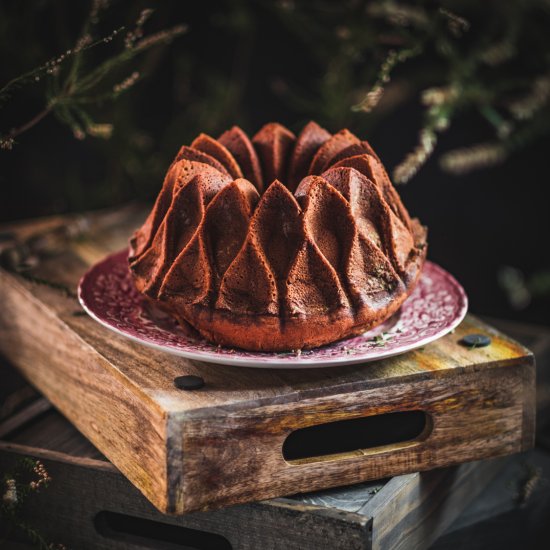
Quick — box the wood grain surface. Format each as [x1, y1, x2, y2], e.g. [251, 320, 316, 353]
[0, 371, 507, 550]
[0, 207, 536, 513]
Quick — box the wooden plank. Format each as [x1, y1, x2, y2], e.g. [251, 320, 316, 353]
[430, 448, 550, 550]
[485, 316, 550, 449]
[0, 355, 39, 420]
[0, 379, 506, 550]
[359, 461, 506, 550]
[0, 207, 536, 513]
[430, 319, 550, 550]
[0, 397, 50, 438]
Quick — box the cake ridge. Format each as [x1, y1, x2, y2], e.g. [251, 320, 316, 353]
[218, 126, 264, 192]
[288, 121, 331, 191]
[129, 160, 231, 262]
[130, 170, 231, 296]
[308, 128, 360, 176]
[130, 121, 428, 351]
[319, 166, 415, 283]
[252, 123, 296, 186]
[191, 133, 243, 179]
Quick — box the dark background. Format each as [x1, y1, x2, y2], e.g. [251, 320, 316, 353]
[1, 0, 549, 326]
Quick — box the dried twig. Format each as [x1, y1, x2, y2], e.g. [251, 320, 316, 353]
[0, 3, 186, 148]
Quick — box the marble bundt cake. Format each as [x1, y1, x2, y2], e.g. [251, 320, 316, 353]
[129, 122, 427, 351]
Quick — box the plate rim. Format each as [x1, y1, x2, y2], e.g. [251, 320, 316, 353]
[78, 251, 468, 368]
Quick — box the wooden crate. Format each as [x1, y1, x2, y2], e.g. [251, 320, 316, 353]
[0, 207, 536, 514]
[0, 365, 507, 550]
[484, 316, 550, 449]
[431, 318, 550, 550]
[429, 447, 550, 550]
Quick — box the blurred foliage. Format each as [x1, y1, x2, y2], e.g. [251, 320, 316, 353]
[0, 3, 186, 150]
[1, 459, 61, 549]
[271, 0, 550, 182]
[499, 266, 550, 310]
[2, 0, 550, 216]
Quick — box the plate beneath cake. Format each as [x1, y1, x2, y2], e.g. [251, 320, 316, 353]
[78, 250, 468, 368]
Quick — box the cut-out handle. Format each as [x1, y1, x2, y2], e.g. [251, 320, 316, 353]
[283, 410, 430, 464]
[95, 511, 232, 550]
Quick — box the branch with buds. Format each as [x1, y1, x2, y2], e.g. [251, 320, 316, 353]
[0, 1, 186, 150]
[1, 459, 65, 549]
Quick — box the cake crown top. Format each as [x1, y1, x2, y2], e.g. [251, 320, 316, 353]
[177, 121, 382, 195]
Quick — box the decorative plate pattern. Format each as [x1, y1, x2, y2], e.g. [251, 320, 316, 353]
[78, 249, 468, 368]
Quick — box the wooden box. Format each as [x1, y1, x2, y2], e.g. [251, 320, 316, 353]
[431, 447, 550, 550]
[0, 207, 536, 514]
[432, 317, 550, 550]
[0, 364, 508, 550]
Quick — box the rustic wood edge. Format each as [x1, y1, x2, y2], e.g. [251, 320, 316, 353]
[0, 270, 173, 512]
[0, 395, 371, 525]
[0, 271, 166, 416]
[0, 439, 373, 531]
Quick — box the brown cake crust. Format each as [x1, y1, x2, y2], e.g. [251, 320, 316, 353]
[130, 122, 427, 351]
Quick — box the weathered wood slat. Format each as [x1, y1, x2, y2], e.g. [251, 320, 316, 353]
[0, 207, 536, 513]
[0, 376, 506, 550]
[429, 448, 550, 550]
[0, 397, 50, 438]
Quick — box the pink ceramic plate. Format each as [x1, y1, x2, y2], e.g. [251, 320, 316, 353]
[78, 250, 468, 368]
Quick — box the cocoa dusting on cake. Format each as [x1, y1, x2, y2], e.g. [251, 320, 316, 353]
[129, 121, 427, 351]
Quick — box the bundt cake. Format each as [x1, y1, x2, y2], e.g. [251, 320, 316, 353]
[129, 122, 427, 352]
